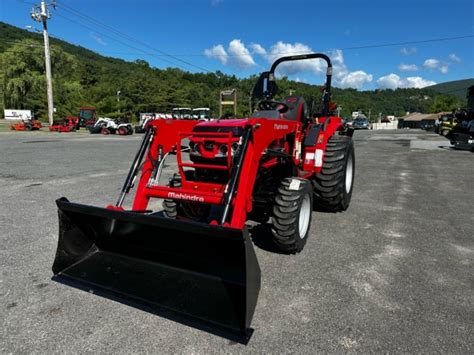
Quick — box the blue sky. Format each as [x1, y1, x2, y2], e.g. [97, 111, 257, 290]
[2, 0, 473, 90]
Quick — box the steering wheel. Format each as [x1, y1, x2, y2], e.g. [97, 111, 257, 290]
[258, 100, 289, 113]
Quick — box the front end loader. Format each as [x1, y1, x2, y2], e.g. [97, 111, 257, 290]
[52, 53, 355, 342]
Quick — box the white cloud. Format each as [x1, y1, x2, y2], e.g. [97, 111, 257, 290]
[294, 77, 308, 84]
[401, 47, 417, 55]
[211, 0, 223, 6]
[338, 70, 373, 89]
[423, 58, 449, 74]
[448, 53, 461, 63]
[250, 43, 266, 56]
[266, 41, 322, 75]
[330, 49, 372, 89]
[267, 44, 372, 89]
[423, 58, 440, 69]
[227, 39, 255, 69]
[399, 63, 418, 72]
[204, 40, 255, 69]
[204, 44, 228, 65]
[205, 40, 373, 88]
[90, 33, 106, 46]
[377, 74, 436, 89]
[440, 65, 449, 74]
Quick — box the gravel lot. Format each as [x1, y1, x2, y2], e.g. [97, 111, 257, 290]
[0, 129, 472, 353]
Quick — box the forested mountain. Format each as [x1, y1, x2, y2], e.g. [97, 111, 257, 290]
[427, 79, 474, 100]
[0, 22, 466, 122]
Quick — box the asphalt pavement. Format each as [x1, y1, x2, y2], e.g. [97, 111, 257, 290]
[0, 129, 472, 353]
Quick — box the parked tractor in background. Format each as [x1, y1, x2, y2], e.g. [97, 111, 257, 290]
[88, 117, 133, 135]
[49, 117, 79, 132]
[445, 86, 474, 151]
[172, 107, 193, 119]
[51, 53, 354, 342]
[10, 118, 42, 131]
[75, 107, 97, 128]
[192, 107, 211, 120]
[134, 113, 157, 133]
[437, 113, 457, 136]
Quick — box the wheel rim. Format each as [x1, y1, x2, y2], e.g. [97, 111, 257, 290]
[345, 154, 353, 194]
[299, 194, 311, 239]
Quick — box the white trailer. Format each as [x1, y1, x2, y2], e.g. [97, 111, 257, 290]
[4, 109, 33, 120]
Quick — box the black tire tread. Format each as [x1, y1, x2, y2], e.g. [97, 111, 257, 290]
[313, 135, 354, 212]
[271, 177, 313, 254]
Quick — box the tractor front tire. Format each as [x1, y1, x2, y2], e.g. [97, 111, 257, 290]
[271, 177, 313, 254]
[313, 135, 355, 212]
[163, 173, 210, 221]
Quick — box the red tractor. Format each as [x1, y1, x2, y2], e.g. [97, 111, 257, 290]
[49, 116, 79, 132]
[51, 53, 355, 342]
[10, 119, 42, 131]
[49, 107, 97, 132]
[76, 106, 97, 128]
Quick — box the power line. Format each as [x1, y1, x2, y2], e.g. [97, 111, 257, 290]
[54, 12, 190, 70]
[54, 2, 212, 72]
[36, 34, 471, 58]
[7, 32, 472, 58]
[338, 35, 474, 51]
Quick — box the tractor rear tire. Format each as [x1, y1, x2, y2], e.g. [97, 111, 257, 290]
[118, 127, 127, 135]
[271, 177, 313, 254]
[313, 135, 354, 212]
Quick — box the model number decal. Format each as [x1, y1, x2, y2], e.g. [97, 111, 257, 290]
[274, 124, 289, 130]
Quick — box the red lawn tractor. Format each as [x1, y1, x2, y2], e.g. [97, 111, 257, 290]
[10, 119, 42, 131]
[52, 53, 355, 343]
[49, 107, 97, 132]
[49, 116, 79, 132]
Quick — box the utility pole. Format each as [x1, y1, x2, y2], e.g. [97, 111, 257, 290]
[31, 1, 55, 126]
[117, 90, 121, 115]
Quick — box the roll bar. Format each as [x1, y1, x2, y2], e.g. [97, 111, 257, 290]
[270, 53, 332, 94]
[252, 53, 333, 116]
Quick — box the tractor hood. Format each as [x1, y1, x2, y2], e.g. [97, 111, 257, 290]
[197, 119, 249, 127]
[193, 119, 249, 136]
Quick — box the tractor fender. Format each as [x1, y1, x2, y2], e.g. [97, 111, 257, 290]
[302, 116, 344, 173]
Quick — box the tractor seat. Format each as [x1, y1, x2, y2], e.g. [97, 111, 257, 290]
[281, 95, 308, 122]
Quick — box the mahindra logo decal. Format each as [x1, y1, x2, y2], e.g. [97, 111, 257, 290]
[167, 192, 205, 202]
[274, 124, 289, 130]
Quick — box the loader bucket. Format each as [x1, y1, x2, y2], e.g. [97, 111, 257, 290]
[52, 198, 261, 343]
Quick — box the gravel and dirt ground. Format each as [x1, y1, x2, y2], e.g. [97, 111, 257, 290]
[0, 129, 472, 353]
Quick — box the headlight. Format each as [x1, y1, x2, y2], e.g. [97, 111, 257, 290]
[189, 141, 200, 155]
[219, 144, 228, 155]
[231, 142, 239, 153]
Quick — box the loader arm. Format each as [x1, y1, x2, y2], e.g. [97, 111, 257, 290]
[131, 117, 302, 229]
